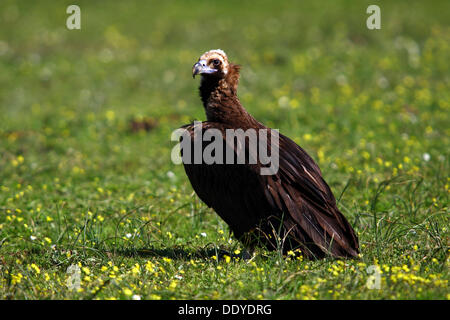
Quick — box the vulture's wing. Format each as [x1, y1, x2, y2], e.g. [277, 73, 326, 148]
[180, 122, 274, 240]
[180, 122, 359, 258]
[272, 134, 359, 258]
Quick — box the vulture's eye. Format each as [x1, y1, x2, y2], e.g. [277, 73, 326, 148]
[212, 59, 221, 67]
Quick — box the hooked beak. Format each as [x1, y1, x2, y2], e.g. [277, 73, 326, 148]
[192, 59, 217, 78]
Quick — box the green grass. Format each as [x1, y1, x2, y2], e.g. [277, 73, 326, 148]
[0, 0, 448, 299]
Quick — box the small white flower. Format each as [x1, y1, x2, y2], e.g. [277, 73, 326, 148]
[422, 153, 431, 162]
[126, 233, 132, 239]
[336, 74, 347, 86]
[278, 96, 289, 108]
[30, 235, 37, 241]
[174, 274, 183, 280]
[132, 294, 141, 300]
[200, 232, 207, 238]
[377, 76, 389, 89]
[167, 171, 176, 180]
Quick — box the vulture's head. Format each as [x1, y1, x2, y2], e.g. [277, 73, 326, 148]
[192, 49, 230, 79]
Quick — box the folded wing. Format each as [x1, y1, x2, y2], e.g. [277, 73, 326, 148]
[181, 122, 359, 259]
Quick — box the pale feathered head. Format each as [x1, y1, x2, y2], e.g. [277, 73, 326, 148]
[192, 49, 230, 78]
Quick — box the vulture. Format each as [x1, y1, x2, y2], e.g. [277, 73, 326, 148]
[179, 49, 359, 259]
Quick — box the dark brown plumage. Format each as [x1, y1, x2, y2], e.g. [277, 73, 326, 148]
[181, 49, 359, 259]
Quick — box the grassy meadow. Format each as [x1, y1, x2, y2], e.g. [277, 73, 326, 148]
[0, 0, 449, 300]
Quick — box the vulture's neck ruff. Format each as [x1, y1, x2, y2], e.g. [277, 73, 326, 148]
[192, 49, 248, 125]
[199, 64, 259, 128]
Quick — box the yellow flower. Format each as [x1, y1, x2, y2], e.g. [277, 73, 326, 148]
[11, 273, 23, 284]
[169, 281, 177, 291]
[30, 263, 41, 274]
[123, 288, 133, 296]
[131, 263, 141, 275]
[145, 261, 155, 272]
